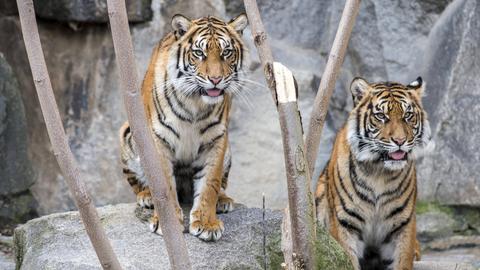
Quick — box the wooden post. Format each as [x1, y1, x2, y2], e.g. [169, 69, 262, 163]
[305, 0, 361, 176]
[243, 0, 317, 267]
[16, 1, 122, 269]
[106, 1, 192, 269]
[274, 63, 316, 269]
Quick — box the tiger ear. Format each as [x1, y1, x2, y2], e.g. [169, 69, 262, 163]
[350, 77, 370, 106]
[407, 76, 425, 96]
[228, 13, 248, 34]
[172, 14, 192, 37]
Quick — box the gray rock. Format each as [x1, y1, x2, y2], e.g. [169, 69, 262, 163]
[0, 0, 477, 216]
[0, 234, 14, 270]
[0, 54, 37, 230]
[417, 0, 480, 206]
[13, 203, 474, 269]
[414, 261, 476, 270]
[33, 0, 153, 23]
[417, 211, 460, 242]
[0, 0, 17, 16]
[14, 203, 353, 270]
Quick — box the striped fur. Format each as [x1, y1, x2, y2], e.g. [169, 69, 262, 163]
[119, 14, 248, 242]
[315, 77, 433, 270]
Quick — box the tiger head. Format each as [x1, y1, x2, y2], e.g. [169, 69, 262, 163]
[167, 14, 248, 104]
[347, 77, 433, 171]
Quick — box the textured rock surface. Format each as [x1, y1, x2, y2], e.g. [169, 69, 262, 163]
[33, 0, 153, 23]
[0, 0, 478, 216]
[0, 54, 37, 231]
[417, 0, 480, 206]
[14, 203, 352, 270]
[13, 203, 475, 270]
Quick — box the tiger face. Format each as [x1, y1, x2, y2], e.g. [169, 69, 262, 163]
[168, 14, 248, 105]
[347, 77, 433, 170]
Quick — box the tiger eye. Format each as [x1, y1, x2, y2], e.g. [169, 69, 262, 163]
[222, 49, 232, 57]
[374, 112, 386, 120]
[404, 112, 413, 120]
[193, 49, 204, 58]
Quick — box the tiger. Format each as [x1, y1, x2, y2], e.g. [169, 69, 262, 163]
[314, 77, 433, 270]
[119, 13, 248, 242]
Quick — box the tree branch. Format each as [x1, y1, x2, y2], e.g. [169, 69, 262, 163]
[16, 0, 122, 269]
[106, 1, 191, 269]
[305, 0, 361, 176]
[243, 1, 317, 267]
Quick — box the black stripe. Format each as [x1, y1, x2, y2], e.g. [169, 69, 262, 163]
[123, 126, 131, 138]
[383, 208, 414, 243]
[385, 185, 414, 219]
[337, 166, 354, 202]
[197, 132, 225, 154]
[377, 164, 412, 202]
[164, 84, 193, 123]
[338, 218, 363, 239]
[349, 157, 375, 206]
[158, 118, 180, 139]
[382, 166, 414, 206]
[334, 172, 365, 223]
[155, 133, 175, 153]
[200, 120, 222, 134]
[171, 86, 194, 117]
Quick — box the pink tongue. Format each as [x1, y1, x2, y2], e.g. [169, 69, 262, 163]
[388, 150, 406, 160]
[206, 89, 222, 97]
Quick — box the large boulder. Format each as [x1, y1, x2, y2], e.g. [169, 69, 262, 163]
[14, 204, 353, 270]
[13, 204, 475, 270]
[0, 54, 37, 232]
[417, 0, 480, 206]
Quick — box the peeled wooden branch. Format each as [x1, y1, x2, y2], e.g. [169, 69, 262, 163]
[273, 63, 317, 269]
[305, 0, 361, 176]
[243, 0, 317, 267]
[106, 1, 191, 269]
[243, 0, 276, 103]
[16, 1, 122, 269]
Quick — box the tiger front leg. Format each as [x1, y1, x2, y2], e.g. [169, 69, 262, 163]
[189, 136, 228, 241]
[392, 216, 416, 270]
[148, 148, 184, 235]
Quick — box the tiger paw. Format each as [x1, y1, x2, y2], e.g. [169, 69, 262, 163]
[137, 189, 153, 209]
[149, 212, 184, 235]
[189, 218, 224, 242]
[216, 195, 234, 213]
[149, 215, 162, 235]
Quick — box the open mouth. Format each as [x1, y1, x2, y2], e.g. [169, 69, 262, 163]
[384, 150, 407, 161]
[202, 88, 224, 97]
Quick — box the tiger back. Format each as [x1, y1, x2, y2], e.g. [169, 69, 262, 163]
[119, 14, 248, 242]
[315, 77, 433, 270]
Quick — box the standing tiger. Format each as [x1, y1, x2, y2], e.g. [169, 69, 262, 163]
[315, 77, 433, 270]
[119, 14, 248, 241]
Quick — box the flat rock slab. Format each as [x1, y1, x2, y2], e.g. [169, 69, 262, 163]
[14, 203, 475, 270]
[15, 204, 284, 270]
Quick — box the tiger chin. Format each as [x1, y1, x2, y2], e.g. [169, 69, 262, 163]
[315, 77, 433, 270]
[119, 14, 248, 241]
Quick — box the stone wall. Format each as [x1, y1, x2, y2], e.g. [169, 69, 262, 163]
[0, 0, 478, 218]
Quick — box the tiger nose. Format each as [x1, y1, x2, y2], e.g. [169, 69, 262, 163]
[208, 76, 222, 85]
[392, 137, 406, 146]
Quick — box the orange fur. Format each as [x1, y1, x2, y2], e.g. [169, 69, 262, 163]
[315, 77, 431, 270]
[119, 14, 247, 241]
